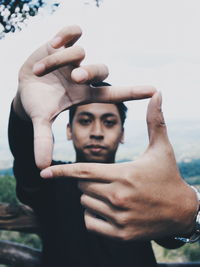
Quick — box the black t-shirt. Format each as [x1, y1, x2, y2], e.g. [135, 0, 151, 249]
[8, 105, 158, 267]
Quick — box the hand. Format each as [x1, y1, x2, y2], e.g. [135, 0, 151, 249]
[41, 92, 199, 241]
[14, 25, 156, 169]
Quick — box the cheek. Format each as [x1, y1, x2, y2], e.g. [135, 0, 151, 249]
[72, 128, 89, 146]
[107, 131, 123, 147]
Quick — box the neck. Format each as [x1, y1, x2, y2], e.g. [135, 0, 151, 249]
[75, 154, 115, 164]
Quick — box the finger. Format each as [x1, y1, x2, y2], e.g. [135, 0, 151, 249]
[78, 181, 111, 201]
[50, 25, 82, 49]
[33, 46, 85, 76]
[40, 162, 120, 181]
[71, 64, 109, 84]
[87, 85, 156, 103]
[32, 119, 53, 170]
[146, 92, 169, 146]
[84, 210, 121, 239]
[81, 194, 118, 221]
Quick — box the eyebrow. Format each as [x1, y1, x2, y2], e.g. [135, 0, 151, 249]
[77, 112, 118, 119]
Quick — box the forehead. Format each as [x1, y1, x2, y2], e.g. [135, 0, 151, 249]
[74, 103, 120, 117]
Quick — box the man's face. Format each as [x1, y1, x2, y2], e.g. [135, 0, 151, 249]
[67, 103, 124, 163]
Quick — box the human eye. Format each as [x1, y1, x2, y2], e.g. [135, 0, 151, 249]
[78, 117, 91, 125]
[104, 119, 117, 128]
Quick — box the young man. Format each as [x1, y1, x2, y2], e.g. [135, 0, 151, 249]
[9, 25, 192, 266]
[9, 99, 160, 267]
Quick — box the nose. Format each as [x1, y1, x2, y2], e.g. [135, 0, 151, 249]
[90, 121, 104, 140]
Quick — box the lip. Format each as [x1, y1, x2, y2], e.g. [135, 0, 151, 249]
[84, 144, 107, 153]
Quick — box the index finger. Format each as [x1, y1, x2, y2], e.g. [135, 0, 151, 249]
[89, 85, 156, 103]
[40, 162, 119, 181]
[50, 25, 82, 49]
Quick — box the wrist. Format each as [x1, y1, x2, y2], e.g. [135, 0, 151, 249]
[175, 185, 200, 243]
[13, 91, 30, 121]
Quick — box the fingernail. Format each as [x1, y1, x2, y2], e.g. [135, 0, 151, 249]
[40, 169, 53, 179]
[73, 68, 88, 83]
[50, 36, 62, 48]
[33, 63, 45, 75]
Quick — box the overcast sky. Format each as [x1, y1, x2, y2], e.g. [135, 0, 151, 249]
[1, 0, 200, 165]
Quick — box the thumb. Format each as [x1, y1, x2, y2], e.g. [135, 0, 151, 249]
[146, 92, 169, 146]
[32, 119, 53, 169]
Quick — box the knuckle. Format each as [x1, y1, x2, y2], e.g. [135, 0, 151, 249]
[45, 55, 59, 68]
[115, 213, 130, 226]
[84, 213, 93, 231]
[51, 167, 61, 177]
[118, 230, 132, 241]
[101, 64, 109, 78]
[73, 45, 85, 60]
[121, 172, 132, 185]
[80, 194, 87, 205]
[147, 116, 166, 130]
[58, 167, 65, 177]
[74, 164, 90, 179]
[109, 192, 128, 208]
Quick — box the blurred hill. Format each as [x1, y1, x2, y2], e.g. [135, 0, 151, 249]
[1, 158, 200, 184]
[1, 118, 200, 168]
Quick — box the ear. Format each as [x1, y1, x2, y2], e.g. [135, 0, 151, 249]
[67, 123, 72, 140]
[120, 129, 125, 144]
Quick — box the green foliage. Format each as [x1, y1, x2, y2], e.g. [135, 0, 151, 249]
[178, 159, 200, 179]
[0, 175, 42, 250]
[182, 243, 200, 262]
[0, 230, 41, 249]
[0, 0, 59, 39]
[95, 0, 102, 7]
[0, 175, 18, 204]
[0, 0, 102, 39]
[163, 243, 200, 262]
[184, 176, 200, 185]
[153, 242, 200, 263]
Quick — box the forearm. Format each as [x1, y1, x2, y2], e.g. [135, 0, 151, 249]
[9, 100, 34, 160]
[8, 101, 42, 205]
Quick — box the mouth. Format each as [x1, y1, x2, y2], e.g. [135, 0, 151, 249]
[84, 144, 107, 153]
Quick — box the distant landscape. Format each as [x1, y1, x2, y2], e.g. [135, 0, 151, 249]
[1, 158, 200, 185]
[1, 118, 200, 176]
[2, 118, 200, 164]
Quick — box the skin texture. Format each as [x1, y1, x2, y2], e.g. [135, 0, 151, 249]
[41, 93, 199, 242]
[14, 25, 156, 170]
[67, 103, 124, 163]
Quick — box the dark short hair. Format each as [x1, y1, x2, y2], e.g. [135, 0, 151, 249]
[69, 102, 128, 127]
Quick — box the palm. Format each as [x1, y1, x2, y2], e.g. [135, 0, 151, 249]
[18, 44, 90, 122]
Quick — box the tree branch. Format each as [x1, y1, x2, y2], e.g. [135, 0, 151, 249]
[0, 203, 39, 233]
